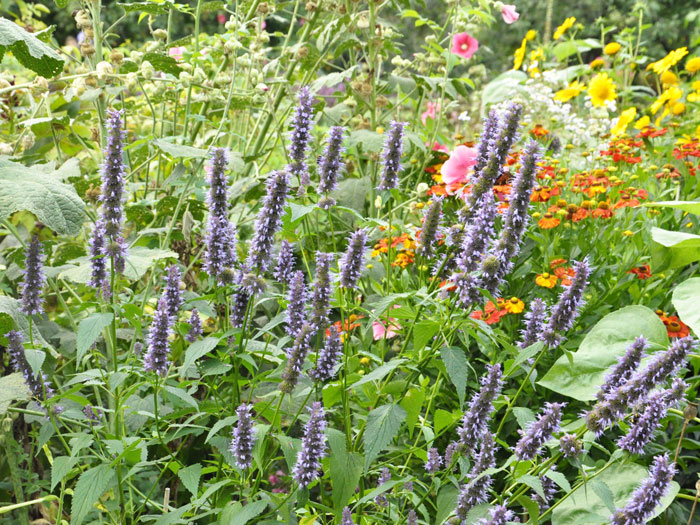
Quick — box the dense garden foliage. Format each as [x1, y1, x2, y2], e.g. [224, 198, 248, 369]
[0, 0, 699, 524]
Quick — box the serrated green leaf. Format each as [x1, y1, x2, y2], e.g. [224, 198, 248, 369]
[590, 479, 616, 513]
[440, 346, 468, 406]
[349, 358, 406, 389]
[153, 138, 208, 158]
[399, 388, 424, 438]
[328, 429, 363, 513]
[363, 403, 406, 471]
[164, 385, 199, 409]
[435, 484, 459, 525]
[178, 463, 202, 496]
[51, 456, 78, 490]
[71, 464, 116, 525]
[142, 52, 183, 76]
[180, 336, 220, 377]
[0, 373, 29, 415]
[220, 500, 269, 525]
[76, 313, 113, 363]
[0, 19, 64, 77]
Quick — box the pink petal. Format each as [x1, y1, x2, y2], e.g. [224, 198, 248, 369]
[501, 5, 519, 24]
[441, 145, 478, 185]
[451, 33, 479, 59]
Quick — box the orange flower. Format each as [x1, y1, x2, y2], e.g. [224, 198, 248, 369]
[550, 258, 567, 269]
[627, 264, 652, 280]
[531, 124, 550, 137]
[664, 316, 690, 338]
[471, 302, 508, 325]
[536, 272, 558, 288]
[554, 265, 575, 286]
[504, 297, 525, 314]
[613, 193, 640, 209]
[538, 213, 560, 229]
[531, 186, 552, 202]
[326, 314, 364, 339]
[592, 201, 614, 219]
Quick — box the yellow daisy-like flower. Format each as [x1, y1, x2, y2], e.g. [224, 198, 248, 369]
[688, 92, 700, 103]
[650, 86, 682, 115]
[660, 71, 678, 85]
[671, 102, 685, 115]
[588, 73, 617, 107]
[611, 107, 637, 137]
[554, 80, 586, 102]
[526, 30, 536, 41]
[553, 17, 576, 40]
[590, 58, 605, 68]
[513, 36, 528, 70]
[504, 297, 525, 314]
[634, 115, 651, 129]
[535, 273, 558, 289]
[604, 42, 621, 55]
[687, 57, 700, 74]
[647, 47, 688, 75]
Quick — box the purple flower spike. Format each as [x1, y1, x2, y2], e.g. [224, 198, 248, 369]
[531, 468, 559, 512]
[477, 505, 516, 525]
[280, 324, 315, 393]
[288, 87, 314, 193]
[293, 401, 327, 486]
[559, 433, 582, 458]
[20, 235, 45, 316]
[407, 509, 418, 525]
[274, 240, 296, 286]
[514, 402, 565, 461]
[164, 265, 183, 320]
[89, 220, 110, 298]
[596, 336, 648, 401]
[6, 330, 53, 401]
[610, 454, 675, 525]
[375, 467, 391, 507]
[456, 433, 497, 517]
[230, 403, 256, 469]
[339, 229, 368, 289]
[318, 126, 345, 208]
[341, 507, 355, 525]
[417, 197, 443, 259]
[377, 121, 406, 191]
[309, 325, 342, 382]
[186, 309, 202, 343]
[247, 170, 291, 274]
[311, 252, 334, 328]
[458, 364, 503, 455]
[144, 296, 172, 376]
[455, 192, 496, 275]
[542, 258, 591, 347]
[472, 109, 500, 181]
[286, 270, 307, 336]
[230, 288, 251, 328]
[518, 298, 547, 348]
[425, 447, 443, 474]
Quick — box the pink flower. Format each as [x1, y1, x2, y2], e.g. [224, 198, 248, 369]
[168, 46, 185, 62]
[451, 33, 479, 59]
[217, 13, 227, 24]
[372, 319, 400, 340]
[430, 141, 449, 153]
[501, 4, 519, 24]
[421, 101, 440, 125]
[441, 145, 478, 185]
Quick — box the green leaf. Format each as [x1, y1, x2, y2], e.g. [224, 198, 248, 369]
[399, 388, 424, 438]
[180, 336, 220, 377]
[141, 52, 183, 76]
[545, 469, 571, 493]
[440, 346, 469, 406]
[519, 473, 546, 500]
[435, 484, 459, 525]
[363, 403, 406, 471]
[332, 177, 370, 213]
[539, 306, 668, 401]
[512, 406, 536, 429]
[153, 138, 208, 159]
[481, 70, 527, 105]
[0, 158, 86, 235]
[553, 39, 600, 61]
[650, 227, 700, 270]
[328, 429, 363, 512]
[590, 479, 616, 513]
[76, 313, 113, 363]
[0, 19, 64, 77]
[164, 385, 199, 409]
[672, 277, 700, 337]
[644, 200, 700, 215]
[552, 461, 680, 524]
[0, 373, 29, 415]
[0, 296, 51, 349]
[51, 456, 78, 490]
[347, 130, 386, 152]
[350, 358, 406, 389]
[71, 464, 116, 525]
[220, 500, 269, 525]
[25, 349, 45, 377]
[286, 202, 316, 223]
[178, 463, 202, 496]
[414, 320, 440, 351]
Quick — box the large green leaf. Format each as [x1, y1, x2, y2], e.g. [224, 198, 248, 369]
[0, 373, 29, 415]
[0, 296, 51, 349]
[0, 18, 64, 78]
[219, 500, 268, 525]
[552, 460, 679, 524]
[440, 346, 468, 406]
[363, 403, 406, 471]
[0, 158, 86, 235]
[60, 247, 178, 283]
[644, 200, 700, 216]
[539, 306, 668, 401]
[650, 227, 700, 271]
[71, 464, 116, 525]
[481, 70, 527, 105]
[180, 336, 221, 377]
[328, 429, 363, 513]
[153, 138, 208, 159]
[76, 313, 114, 363]
[673, 277, 700, 337]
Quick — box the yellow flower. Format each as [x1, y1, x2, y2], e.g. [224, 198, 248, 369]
[647, 47, 688, 75]
[590, 58, 605, 68]
[611, 107, 637, 137]
[693, 80, 700, 91]
[554, 80, 586, 102]
[526, 30, 536, 41]
[553, 17, 575, 40]
[686, 56, 700, 74]
[660, 71, 678, 85]
[513, 36, 528, 70]
[504, 297, 525, 314]
[622, 230, 634, 237]
[650, 86, 682, 115]
[535, 272, 558, 288]
[634, 115, 651, 129]
[588, 73, 617, 107]
[671, 102, 685, 115]
[688, 92, 700, 103]
[604, 42, 621, 55]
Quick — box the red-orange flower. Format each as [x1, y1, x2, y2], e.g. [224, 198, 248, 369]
[663, 316, 690, 338]
[627, 264, 652, 280]
[592, 201, 614, 218]
[471, 299, 508, 324]
[538, 213, 560, 229]
[326, 314, 364, 338]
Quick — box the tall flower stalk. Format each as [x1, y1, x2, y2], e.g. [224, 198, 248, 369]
[204, 148, 237, 284]
[20, 235, 45, 316]
[293, 401, 327, 486]
[317, 126, 345, 209]
[287, 86, 314, 194]
[376, 121, 405, 191]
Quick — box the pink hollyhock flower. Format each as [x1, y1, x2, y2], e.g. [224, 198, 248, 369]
[430, 141, 449, 153]
[451, 33, 479, 59]
[372, 319, 400, 340]
[421, 102, 440, 125]
[217, 13, 227, 24]
[501, 4, 519, 24]
[168, 46, 185, 62]
[441, 145, 478, 185]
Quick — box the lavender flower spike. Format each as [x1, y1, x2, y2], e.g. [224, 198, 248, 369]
[288, 86, 314, 192]
[341, 507, 355, 525]
[376, 121, 406, 191]
[310, 252, 334, 328]
[339, 229, 368, 289]
[20, 235, 46, 316]
[518, 298, 547, 349]
[246, 170, 291, 274]
[286, 270, 307, 336]
[89, 219, 109, 298]
[186, 309, 202, 343]
[514, 402, 565, 461]
[542, 258, 591, 347]
[143, 296, 173, 376]
[164, 265, 183, 320]
[293, 401, 327, 486]
[204, 148, 237, 283]
[309, 325, 343, 382]
[477, 505, 516, 525]
[280, 324, 315, 393]
[425, 447, 443, 474]
[472, 109, 500, 180]
[375, 467, 391, 507]
[230, 403, 256, 469]
[595, 336, 648, 401]
[317, 126, 345, 209]
[230, 288, 251, 329]
[273, 240, 296, 286]
[457, 364, 503, 455]
[610, 454, 675, 525]
[407, 510, 418, 525]
[559, 433, 582, 458]
[455, 192, 496, 275]
[456, 433, 497, 518]
[100, 109, 128, 272]
[6, 330, 53, 401]
[417, 197, 443, 258]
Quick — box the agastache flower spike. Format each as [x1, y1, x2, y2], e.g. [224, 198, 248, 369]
[456, 433, 497, 517]
[518, 298, 547, 348]
[610, 454, 675, 525]
[186, 309, 202, 343]
[417, 197, 443, 259]
[6, 330, 53, 401]
[288, 87, 314, 193]
[407, 510, 418, 525]
[542, 258, 591, 347]
[425, 447, 443, 474]
[477, 505, 516, 525]
[471, 109, 500, 181]
[341, 507, 355, 525]
[457, 364, 503, 455]
[280, 324, 315, 393]
[230, 288, 251, 329]
[455, 192, 496, 274]
[514, 402, 565, 461]
[286, 270, 307, 336]
[310, 252, 334, 328]
[100, 109, 128, 271]
[559, 433, 582, 458]
[293, 401, 327, 486]
[596, 336, 648, 401]
[246, 170, 291, 275]
[339, 229, 368, 289]
[309, 325, 342, 382]
[317, 126, 345, 208]
[376, 121, 406, 191]
[230, 403, 256, 469]
[375, 467, 391, 506]
[273, 240, 296, 286]
[20, 235, 46, 316]
[163, 265, 183, 320]
[89, 220, 109, 298]
[143, 296, 172, 376]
